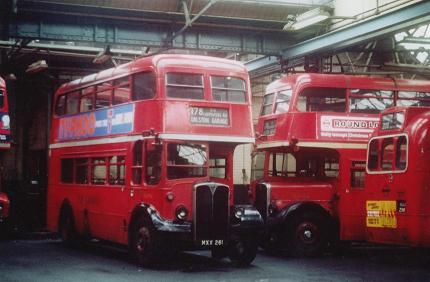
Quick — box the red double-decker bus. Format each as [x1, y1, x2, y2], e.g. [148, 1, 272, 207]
[251, 73, 430, 256]
[47, 54, 263, 266]
[365, 106, 430, 247]
[0, 77, 10, 150]
[0, 77, 11, 229]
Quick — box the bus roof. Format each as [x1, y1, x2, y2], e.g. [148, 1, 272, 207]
[56, 54, 247, 95]
[265, 73, 430, 93]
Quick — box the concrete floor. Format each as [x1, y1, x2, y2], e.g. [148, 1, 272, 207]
[1, 239, 430, 282]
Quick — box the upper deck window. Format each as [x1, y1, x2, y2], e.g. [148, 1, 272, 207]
[66, 91, 80, 115]
[80, 86, 95, 112]
[260, 93, 275, 116]
[56, 95, 66, 116]
[381, 112, 405, 130]
[349, 89, 393, 113]
[166, 73, 204, 100]
[211, 76, 246, 103]
[397, 91, 430, 107]
[113, 76, 130, 105]
[96, 82, 112, 109]
[167, 143, 207, 179]
[133, 72, 156, 101]
[274, 89, 292, 114]
[297, 88, 346, 112]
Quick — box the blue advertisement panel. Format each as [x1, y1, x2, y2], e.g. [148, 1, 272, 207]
[58, 104, 134, 141]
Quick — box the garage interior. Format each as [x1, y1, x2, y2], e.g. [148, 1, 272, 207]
[0, 0, 429, 233]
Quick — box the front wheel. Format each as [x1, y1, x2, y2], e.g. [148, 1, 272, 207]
[287, 212, 328, 257]
[228, 236, 258, 267]
[59, 208, 77, 248]
[129, 215, 159, 266]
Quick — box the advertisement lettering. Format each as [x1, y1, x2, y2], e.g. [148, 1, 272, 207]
[319, 115, 379, 141]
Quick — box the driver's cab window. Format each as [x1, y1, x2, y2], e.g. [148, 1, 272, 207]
[297, 87, 346, 112]
[251, 152, 266, 181]
[268, 153, 296, 177]
[166, 143, 207, 179]
[146, 142, 162, 185]
[209, 157, 227, 179]
[132, 141, 143, 185]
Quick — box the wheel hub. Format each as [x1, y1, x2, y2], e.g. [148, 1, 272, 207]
[303, 230, 313, 239]
[297, 222, 318, 245]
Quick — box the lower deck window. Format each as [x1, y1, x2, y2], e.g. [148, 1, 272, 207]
[60, 155, 125, 185]
[75, 158, 89, 184]
[209, 157, 226, 178]
[351, 161, 366, 188]
[109, 156, 125, 185]
[61, 159, 74, 183]
[92, 158, 107, 184]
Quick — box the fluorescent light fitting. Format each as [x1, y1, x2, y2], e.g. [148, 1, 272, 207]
[398, 42, 430, 51]
[293, 14, 329, 30]
[283, 7, 330, 31]
[26, 60, 48, 74]
[93, 45, 113, 64]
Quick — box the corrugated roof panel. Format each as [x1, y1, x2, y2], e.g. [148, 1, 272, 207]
[29, 0, 310, 22]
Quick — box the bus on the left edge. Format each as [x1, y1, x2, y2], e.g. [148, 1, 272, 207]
[47, 54, 263, 266]
[0, 76, 11, 228]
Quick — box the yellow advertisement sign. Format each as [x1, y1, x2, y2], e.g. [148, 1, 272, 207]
[366, 201, 397, 228]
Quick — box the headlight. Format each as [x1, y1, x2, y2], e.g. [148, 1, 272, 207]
[234, 207, 244, 219]
[175, 205, 188, 220]
[2, 115, 10, 129]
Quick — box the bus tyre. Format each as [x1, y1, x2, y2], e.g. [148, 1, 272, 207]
[228, 236, 258, 267]
[59, 208, 77, 248]
[287, 212, 328, 257]
[129, 215, 158, 267]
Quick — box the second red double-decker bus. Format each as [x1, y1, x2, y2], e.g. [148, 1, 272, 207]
[365, 106, 430, 247]
[47, 54, 263, 266]
[251, 73, 430, 256]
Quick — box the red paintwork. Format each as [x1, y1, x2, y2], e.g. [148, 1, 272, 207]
[366, 107, 430, 246]
[253, 73, 430, 242]
[0, 192, 10, 220]
[0, 77, 11, 149]
[47, 54, 254, 245]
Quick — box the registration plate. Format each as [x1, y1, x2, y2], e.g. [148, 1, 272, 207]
[200, 239, 224, 246]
